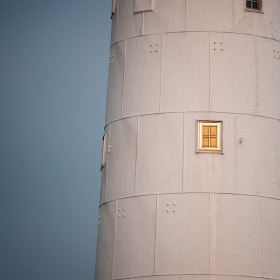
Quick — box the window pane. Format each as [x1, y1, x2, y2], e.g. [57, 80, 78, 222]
[210, 126, 217, 136]
[203, 126, 209, 136]
[203, 137, 209, 147]
[210, 137, 217, 147]
[246, 0, 251, 8]
[252, 1, 258, 9]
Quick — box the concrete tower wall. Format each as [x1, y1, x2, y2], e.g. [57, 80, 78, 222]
[95, 1, 280, 280]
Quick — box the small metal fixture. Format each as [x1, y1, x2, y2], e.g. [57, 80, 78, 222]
[239, 138, 244, 143]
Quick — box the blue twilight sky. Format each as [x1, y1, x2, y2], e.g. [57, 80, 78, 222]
[0, 0, 111, 279]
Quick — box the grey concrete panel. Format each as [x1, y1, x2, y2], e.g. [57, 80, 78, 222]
[94, 201, 116, 280]
[106, 41, 125, 125]
[122, 35, 162, 118]
[161, 32, 209, 113]
[210, 194, 262, 276]
[136, 113, 183, 195]
[256, 37, 280, 119]
[234, 0, 280, 41]
[236, 115, 279, 198]
[210, 33, 257, 114]
[186, 0, 233, 32]
[155, 193, 209, 274]
[106, 117, 137, 202]
[100, 125, 110, 206]
[112, 195, 156, 279]
[115, 0, 143, 42]
[262, 197, 280, 279]
[143, 0, 185, 35]
[184, 112, 236, 194]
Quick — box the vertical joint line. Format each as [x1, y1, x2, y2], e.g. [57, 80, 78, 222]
[209, 31, 211, 111]
[185, 0, 187, 31]
[232, 0, 235, 31]
[154, 194, 158, 274]
[134, 116, 140, 195]
[121, 39, 127, 118]
[182, 112, 185, 192]
[141, 12, 144, 35]
[209, 192, 211, 273]
[111, 199, 118, 279]
[159, 33, 164, 112]
[234, 114, 237, 192]
[259, 196, 264, 275]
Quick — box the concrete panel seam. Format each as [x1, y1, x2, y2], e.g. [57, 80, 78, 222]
[141, 12, 144, 35]
[98, 192, 280, 208]
[255, 35, 261, 115]
[153, 194, 158, 274]
[110, 31, 280, 47]
[124, 274, 279, 280]
[159, 33, 164, 112]
[182, 112, 185, 192]
[209, 31, 211, 111]
[234, 114, 237, 193]
[259, 196, 265, 275]
[134, 116, 140, 196]
[232, 0, 235, 31]
[104, 111, 280, 128]
[209, 192, 211, 273]
[277, 124, 280, 199]
[121, 39, 127, 118]
[184, 0, 187, 31]
[111, 199, 118, 280]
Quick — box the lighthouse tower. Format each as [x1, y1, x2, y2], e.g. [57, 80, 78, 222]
[95, 1, 280, 280]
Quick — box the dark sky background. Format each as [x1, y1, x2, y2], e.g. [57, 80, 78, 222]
[0, 0, 111, 279]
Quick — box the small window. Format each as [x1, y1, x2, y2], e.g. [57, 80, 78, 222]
[246, 0, 262, 10]
[111, 0, 116, 18]
[198, 121, 222, 152]
[100, 133, 107, 170]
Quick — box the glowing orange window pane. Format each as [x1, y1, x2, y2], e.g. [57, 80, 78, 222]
[203, 137, 209, 147]
[210, 126, 217, 136]
[203, 126, 209, 136]
[210, 137, 217, 147]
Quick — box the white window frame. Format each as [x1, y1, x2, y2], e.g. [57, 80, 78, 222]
[197, 121, 223, 153]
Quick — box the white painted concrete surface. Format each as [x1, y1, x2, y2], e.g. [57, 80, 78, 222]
[96, 0, 280, 279]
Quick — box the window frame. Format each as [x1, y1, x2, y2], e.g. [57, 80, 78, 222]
[111, 0, 116, 18]
[100, 133, 107, 171]
[197, 121, 223, 153]
[245, 0, 263, 13]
